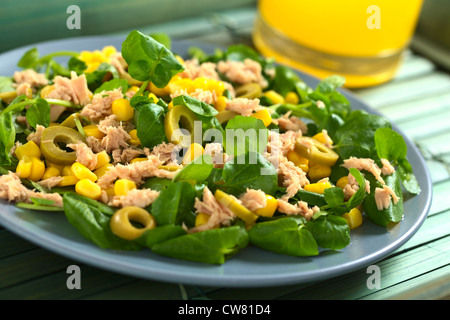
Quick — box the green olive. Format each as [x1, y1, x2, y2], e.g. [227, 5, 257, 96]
[215, 110, 238, 126]
[110, 206, 156, 240]
[60, 113, 80, 128]
[0, 91, 18, 104]
[40, 126, 85, 164]
[235, 83, 262, 99]
[294, 137, 339, 167]
[164, 105, 198, 147]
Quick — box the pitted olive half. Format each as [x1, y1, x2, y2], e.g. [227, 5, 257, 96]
[164, 105, 198, 147]
[235, 83, 262, 99]
[40, 126, 85, 164]
[215, 110, 238, 126]
[294, 137, 339, 167]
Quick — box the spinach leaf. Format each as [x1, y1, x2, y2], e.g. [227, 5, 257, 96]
[221, 151, 278, 196]
[17, 48, 40, 69]
[173, 154, 213, 183]
[136, 102, 166, 149]
[0, 111, 16, 166]
[63, 193, 140, 250]
[94, 79, 128, 94]
[223, 115, 268, 157]
[269, 65, 304, 97]
[151, 224, 248, 264]
[85, 63, 120, 91]
[151, 180, 196, 226]
[141, 177, 173, 192]
[136, 224, 186, 248]
[67, 57, 87, 75]
[150, 33, 172, 50]
[25, 98, 50, 129]
[306, 214, 350, 250]
[121, 30, 184, 88]
[249, 217, 319, 256]
[172, 95, 218, 117]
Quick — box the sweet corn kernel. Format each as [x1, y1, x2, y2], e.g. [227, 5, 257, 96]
[27, 157, 45, 181]
[254, 195, 278, 217]
[304, 181, 332, 194]
[46, 162, 64, 172]
[83, 124, 105, 140]
[14, 141, 41, 160]
[114, 179, 136, 196]
[62, 165, 74, 176]
[101, 45, 117, 58]
[128, 129, 141, 146]
[57, 175, 79, 187]
[215, 96, 228, 112]
[127, 86, 140, 94]
[195, 212, 211, 227]
[336, 176, 349, 189]
[250, 109, 272, 127]
[149, 81, 172, 97]
[167, 101, 174, 110]
[130, 157, 148, 164]
[42, 167, 61, 180]
[263, 90, 285, 104]
[16, 157, 33, 179]
[193, 77, 209, 91]
[342, 207, 363, 229]
[75, 179, 102, 200]
[40, 85, 55, 98]
[285, 91, 299, 104]
[313, 131, 333, 146]
[71, 162, 98, 182]
[286, 150, 309, 172]
[308, 164, 332, 181]
[182, 143, 204, 165]
[168, 78, 195, 94]
[158, 165, 181, 172]
[207, 79, 226, 96]
[94, 163, 113, 178]
[175, 55, 185, 65]
[94, 151, 110, 169]
[148, 92, 159, 103]
[105, 186, 115, 197]
[111, 98, 134, 121]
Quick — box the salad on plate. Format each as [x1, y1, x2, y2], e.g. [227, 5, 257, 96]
[0, 31, 421, 264]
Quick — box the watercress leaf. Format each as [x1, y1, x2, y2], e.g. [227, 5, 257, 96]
[222, 151, 278, 196]
[374, 127, 407, 162]
[223, 115, 268, 157]
[151, 181, 196, 226]
[30, 197, 55, 206]
[121, 30, 184, 87]
[316, 75, 346, 94]
[150, 33, 172, 50]
[323, 187, 345, 208]
[151, 224, 248, 264]
[26, 98, 50, 129]
[136, 103, 166, 149]
[67, 57, 87, 75]
[0, 76, 15, 93]
[0, 111, 16, 166]
[294, 189, 328, 207]
[173, 154, 213, 183]
[270, 65, 303, 97]
[17, 47, 39, 69]
[94, 79, 128, 94]
[346, 168, 366, 209]
[397, 160, 421, 194]
[249, 217, 319, 256]
[172, 95, 218, 117]
[141, 177, 173, 192]
[85, 63, 119, 91]
[306, 214, 350, 250]
[63, 193, 140, 250]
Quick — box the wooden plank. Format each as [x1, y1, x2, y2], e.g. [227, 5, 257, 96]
[393, 54, 436, 82]
[416, 132, 450, 156]
[428, 180, 450, 216]
[424, 159, 450, 184]
[0, 230, 37, 259]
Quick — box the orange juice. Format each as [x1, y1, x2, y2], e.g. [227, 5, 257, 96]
[253, 0, 424, 88]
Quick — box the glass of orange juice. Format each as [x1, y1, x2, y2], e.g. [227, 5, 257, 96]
[252, 0, 424, 88]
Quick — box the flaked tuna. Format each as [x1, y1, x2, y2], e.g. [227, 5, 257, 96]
[273, 111, 308, 134]
[26, 124, 45, 145]
[67, 142, 97, 170]
[110, 188, 160, 208]
[277, 198, 318, 220]
[80, 89, 124, 121]
[374, 185, 400, 210]
[225, 97, 264, 117]
[217, 59, 268, 88]
[342, 157, 385, 185]
[13, 69, 48, 89]
[239, 188, 267, 212]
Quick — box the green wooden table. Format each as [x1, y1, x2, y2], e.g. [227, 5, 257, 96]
[0, 5, 449, 301]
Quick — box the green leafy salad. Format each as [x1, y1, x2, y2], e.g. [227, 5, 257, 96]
[0, 30, 421, 264]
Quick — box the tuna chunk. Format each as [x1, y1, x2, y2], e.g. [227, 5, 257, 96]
[26, 124, 45, 145]
[342, 157, 385, 185]
[217, 59, 268, 88]
[381, 158, 396, 176]
[374, 185, 400, 210]
[98, 115, 131, 153]
[80, 89, 124, 122]
[342, 172, 371, 200]
[277, 198, 317, 220]
[0, 172, 63, 207]
[225, 97, 264, 117]
[189, 187, 235, 233]
[239, 188, 267, 212]
[13, 69, 48, 88]
[16, 83, 32, 98]
[67, 142, 98, 170]
[150, 142, 179, 165]
[110, 188, 160, 208]
[273, 111, 308, 134]
[178, 59, 221, 81]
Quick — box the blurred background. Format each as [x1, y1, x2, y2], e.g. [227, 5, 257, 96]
[1, 0, 449, 73]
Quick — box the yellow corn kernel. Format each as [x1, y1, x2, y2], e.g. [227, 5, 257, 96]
[75, 179, 102, 200]
[40, 85, 55, 98]
[207, 79, 226, 96]
[195, 212, 211, 227]
[286, 150, 309, 172]
[167, 101, 174, 110]
[62, 165, 74, 176]
[342, 207, 363, 229]
[94, 163, 113, 178]
[130, 157, 148, 164]
[46, 162, 64, 172]
[175, 55, 185, 65]
[16, 157, 33, 179]
[250, 109, 272, 127]
[42, 167, 61, 180]
[105, 186, 115, 197]
[285, 91, 299, 104]
[94, 151, 110, 169]
[101, 45, 117, 58]
[336, 176, 349, 189]
[27, 157, 45, 181]
[111, 98, 134, 121]
[313, 131, 333, 146]
[148, 92, 159, 103]
[83, 124, 105, 140]
[168, 78, 195, 94]
[254, 195, 278, 217]
[149, 81, 172, 97]
[182, 143, 204, 165]
[71, 162, 98, 182]
[114, 179, 137, 196]
[304, 181, 332, 194]
[57, 175, 79, 187]
[128, 129, 141, 146]
[263, 90, 285, 104]
[193, 77, 209, 91]
[215, 96, 228, 112]
[14, 141, 41, 160]
[158, 165, 180, 172]
[308, 164, 332, 181]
